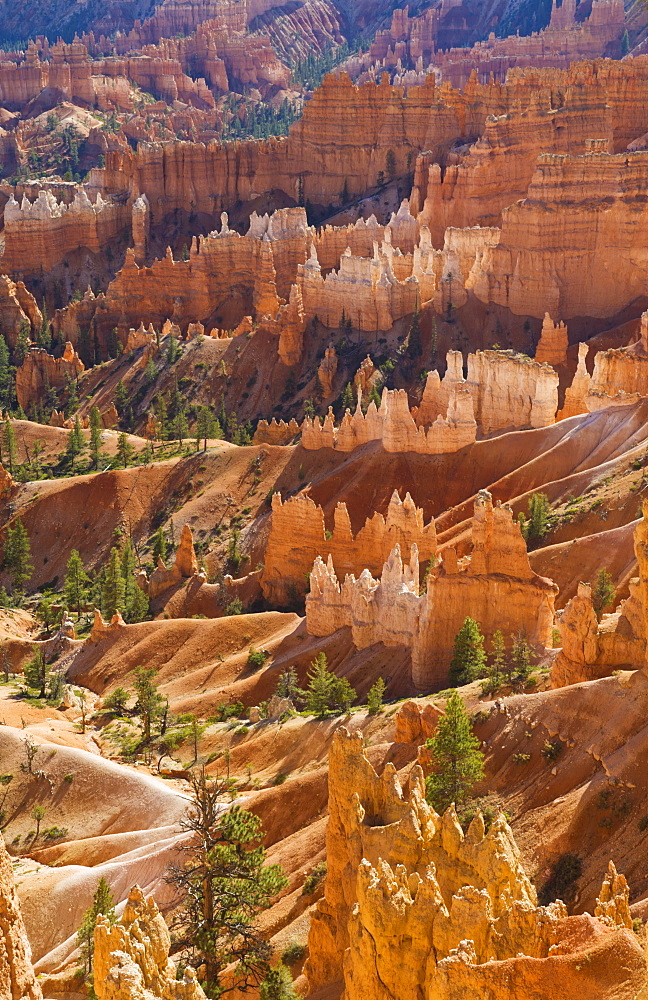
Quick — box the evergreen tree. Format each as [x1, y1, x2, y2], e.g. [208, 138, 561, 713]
[24, 648, 48, 697]
[152, 526, 168, 565]
[166, 331, 181, 364]
[260, 965, 298, 1000]
[196, 406, 214, 451]
[527, 492, 551, 543]
[367, 676, 386, 714]
[0, 336, 15, 411]
[102, 546, 125, 618]
[64, 549, 90, 616]
[14, 322, 30, 366]
[89, 405, 102, 469]
[117, 432, 133, 468]
[406, 301, 422, 362]
[144, 358, 157, 384]
[77, 877, 115, 976]
[425, 689, 484, 813]
[129, 581, 150, 623]
[305, 652, 355, 715]
[121, 538, 136, 617]
[166, 770, 287, 993]
[448, 617, 486, 686]
[172, 410, 188, 444]
[483, 629, 506, 694]
[340, 381, 355, 413]
[510, 633, 535, 689]
[4, 518, 33, 594]
[275, 666, 305, 706]
[592, 567, 616, 620]
[133, 665, 164, 742]
[65, 415, 84, 458]
[2, 417, 17, 475]
[114, 380, 128, 416]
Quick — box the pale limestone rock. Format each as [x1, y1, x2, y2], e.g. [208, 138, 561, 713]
[147, 525, 198, 598]
[318, 344, 338, 398]
[0, 832, 43, 1000]
[559, 343, 591, 419]
[94, 886, 205, 1000]
[595, 861, 632, 929]
[535, 313, 568, 366]
[252, 418, 300, 446]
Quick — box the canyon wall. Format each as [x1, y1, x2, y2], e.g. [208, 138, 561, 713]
[306, 491, 558, 690]
[16, 343, 85, 412]
[305, 729, 645, 999]
[261, 490, 437, 605]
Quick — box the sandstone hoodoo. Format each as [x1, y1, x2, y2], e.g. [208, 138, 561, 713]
[3, 4, 648, 999]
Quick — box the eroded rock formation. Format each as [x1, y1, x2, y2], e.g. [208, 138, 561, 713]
[535, 313, 569, 367]
[261, 490, 437, 605]
[305, 730, 645, 1000]
[94, 885, 205, 1000]
[551, 504, 648, 686]
[306, 491, 557, 689]
[15, 343, 85, 412]
[147, 524, 199, 599]
[0, 832, 43, 1000]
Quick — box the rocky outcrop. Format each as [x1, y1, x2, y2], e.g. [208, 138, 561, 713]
[0, 276, 41, 349]
[147, 524, 199, 599]
[393, 700, 442, 743]
[306, 491, 558, 690]
[466, 349, 558, 433]
[306, 729, 645, 1000]
[594, 861, 632, 930]
[559, 343, 591, 420]
[551, 506, 648, 687]
[302, 382, 476, 455]
[318, 344, 337, 397]
[94, 886, 205, 1000]
[252, 418, 299, 446]
[0, 832, 43, 1000]
[15, 343, 84, 412]
[261, 490, 437, 606]
[535, 313, 568, 367]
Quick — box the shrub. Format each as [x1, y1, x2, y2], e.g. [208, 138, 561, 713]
[63, 773, 74, 783]
[44, 826, 68, 839]
[638, 815, 648, 832]
[302, 861, 327, 895]
[281, 941, 306, 964]
[234, 726, 249, 737]
[512, 753, 531, 764]
[538, 853, 582, 905]
[247, 648, 269, 669]
[274, 772, 288, 785]
[367, 677, 386, 714]
[541, 739, 563, 761]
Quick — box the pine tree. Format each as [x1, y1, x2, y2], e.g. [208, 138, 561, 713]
[102, 546, 125, 618]
[196, 406, 214, 451]
[24, 648, 48, 697]
[592, 567, 616, 620]
[14, 322, 30, 366]
[129, 581, 149, 623]
[166, 770, 287, 993]
[77, 877, 115, 976]
[152, 526, 168, 565]
[117, 432, 133, 468]
[166, 331, 181, 364]
[4, 518, 33, 594]
[340, 382, 354, 413]
[448, 617, 486, 686]
[510, 633, 535, 689]
[66, 415, 84, 458]
[114, 380, 128, 416]
[133, 665, 164, 742]
[483, 629, 506, 694]
[305, 652, 335, 715]
[0, 336, 15, 411]
[89, 405, 102, 469]
[275, 666, 305, 706]
[64, 549, 90, 616]
[173, 410, 188, 444]
[367, 676, 386, 714]
[425, 689, 485, 813]
[260, 964, 298, 1000]
[406, 301, 422, 362]
[527, 493, 551, 543]
[121, 538, 136, 618]
[2, 417, 17, 475]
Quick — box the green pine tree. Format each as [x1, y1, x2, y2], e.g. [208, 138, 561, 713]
[66, 415, 84, 458]
[367, 676, 386, 714]
[4, 518, 33, 595]
[275, 666, 305, 706]
[448, 617, 486, 686]
[102, 546, 125, 618]
[77, 877, 115, 976]
[152, 526, 168, 565]
[2, 417, 17, 475]
[114, 380, 128, 416]
[14, 322, 30, 366]
[89, 405, 102, 469]
[340, 381, 355, 413]
[425, 689, 485, 813]
[592, 567, 616, 620]
[117, 432, 133, 468]
[260, 964, 298, 1000]
[527, 493, 551, 543]
[24, 648, 48, 698]
[483, 629, 506, 694]
[64, 549, 90, 616]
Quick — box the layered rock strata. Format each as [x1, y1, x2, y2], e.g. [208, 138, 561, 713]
[306, 491, 558, 689]
[305, 729, 645, 1000]
[147, 524, 199, 599]
[261, 490, 437, 605]
[535, 313, 569, 367]
[15, 343, 85, 412]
